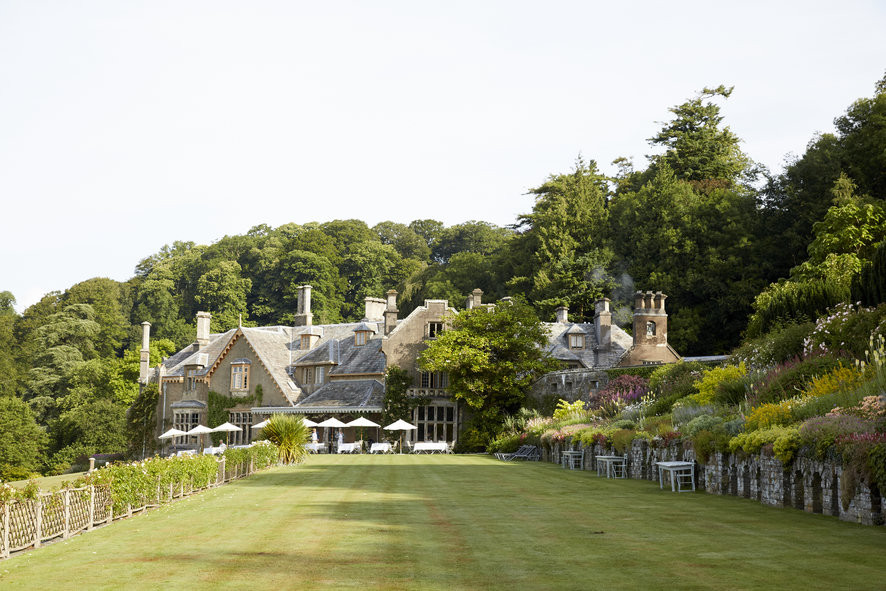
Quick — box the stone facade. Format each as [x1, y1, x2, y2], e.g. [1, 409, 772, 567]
[543, 437, 884, 526]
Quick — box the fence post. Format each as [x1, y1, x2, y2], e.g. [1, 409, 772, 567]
[2, 502, 9, 559]
[34, 496, 43, 548]
[87, 485, 95, 531]
[127, 504, 132, 518]
[63, 489, 70, 540]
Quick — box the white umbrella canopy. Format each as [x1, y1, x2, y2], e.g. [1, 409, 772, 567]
[251, 419, 270, 429]
[211, 421, 242, 446]
[384, 419, 417, 431]
[384, 419, 417, 454]
[211, 422, 242, 433]
[317, 417, 348, 428]
[159, 428, 186, 440]
[348, 417, 380, 428]
[348, 417, 381, 447]
[185, 424, 214, 453]
[302, 418, 318, 427]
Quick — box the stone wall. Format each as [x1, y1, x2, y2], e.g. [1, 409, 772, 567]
[543, 438, 884, 526]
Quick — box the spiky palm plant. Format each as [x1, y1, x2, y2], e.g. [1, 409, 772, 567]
[261, 414, 310, 464]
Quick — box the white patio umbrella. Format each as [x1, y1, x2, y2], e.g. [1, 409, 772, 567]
[159, 428, 186, 455]
[251, 419, 270, 429]
[302, 418, 318, 427]
[384, 419, 418, 454]
[211, 421, 242, 446]
[318, 417, 348, 450]
[186, 424, 214, 453]
[347, 416, 381, 445]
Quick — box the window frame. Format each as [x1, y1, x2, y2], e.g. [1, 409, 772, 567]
[231, 363, 250, 391]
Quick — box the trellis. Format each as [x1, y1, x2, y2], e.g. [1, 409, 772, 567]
[1, 455, 259, 559]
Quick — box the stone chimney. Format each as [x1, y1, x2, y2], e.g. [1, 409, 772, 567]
[594, 298, 611, 351]
[471, 288, 483, 309]
[384, 290, 399, 335]
[295, 285, 313, 326]
[555, 305, 568, 324]
[632, 291, 667, 347]
[196, 312, 211, 349]
[364, 297, 385, 322]
[139, 321, 151, 384]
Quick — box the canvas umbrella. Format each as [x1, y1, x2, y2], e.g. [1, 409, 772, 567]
[302, 418, 318, 427]
[211, 421, 242, 446]
[251, 419, 270, 429]
[186, 424, 214, 453]
[347, 416, 380, 448]
[318, 417, 348, 451]
[384, 419, 417, 454]
[159, 428, 186, 455]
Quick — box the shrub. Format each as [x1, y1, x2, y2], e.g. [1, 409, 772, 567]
[610, 429, 636, 454]
[641, 415, 674, 436]
[797, 415, 877, 459]
[594, 375, 649, 407]
[553, 399, 589, 422]
[746, 278, 849, 339]
[692, 430, 729, 464]
[487, 433, 522, 454]
[802, 363, 866, 399]
[731, 322, 814, 369]
[609, 419, 637, 430]
[690, 363, 747, 406]
[744, 401, 797, 431]
[803, 302, 886, 359]
[672, 404, 717, 428]
[751, 355, 845, 405]
[835, 433, 886, 510]
[729, 425, 801, 463]
[261, 414, 310, 464]
[684, 415, 724, 437]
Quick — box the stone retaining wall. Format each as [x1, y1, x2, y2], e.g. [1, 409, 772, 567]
[544, 438, 883, 526]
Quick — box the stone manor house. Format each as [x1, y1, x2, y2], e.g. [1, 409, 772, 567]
[139, 287, 680, 448]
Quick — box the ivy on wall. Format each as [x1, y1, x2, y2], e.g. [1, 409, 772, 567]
[207, 384, 263, 444]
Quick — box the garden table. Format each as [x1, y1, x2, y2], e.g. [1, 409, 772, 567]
[595, 455, 627, 478]
[304, 443, 325, 453]
[656, 461, 695, 492]
[413, 442, 448, 454]
[561, 450, 584, 470]
[369, 442, 392, 454]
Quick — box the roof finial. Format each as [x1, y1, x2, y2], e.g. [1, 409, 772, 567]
[239, 313, 242, 327]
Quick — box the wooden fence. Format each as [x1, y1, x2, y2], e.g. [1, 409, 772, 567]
[1, 455, 257, 559]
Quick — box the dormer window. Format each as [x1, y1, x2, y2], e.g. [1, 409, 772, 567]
[353, 322, 374, 346]
[428, 322, 443, 338]
[566, 324, 586, 349]
[231, 359, 250, 391]
[301, 334, 312, 349]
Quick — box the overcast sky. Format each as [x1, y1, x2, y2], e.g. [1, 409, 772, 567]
[1, 1, 885, 312]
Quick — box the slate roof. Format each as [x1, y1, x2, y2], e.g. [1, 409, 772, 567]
[293, 379, 384, 410]
[543, 321, 633, 369]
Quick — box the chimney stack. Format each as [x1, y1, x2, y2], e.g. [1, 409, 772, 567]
[139, 321, 151, 384]
[594, 299, 611, 351]
[471, 288, 483, 309]
[384, 290, 399, 335]
[555, 306, 568, 324]
[295, 285, 313, 326]
[196, 312, 211, 349]
[364, 297, 385, 322]
[632, 291, 668, 347]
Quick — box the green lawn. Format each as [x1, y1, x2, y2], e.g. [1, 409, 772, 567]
[7, 471, 87, 491]
[2, 455, 884, 590]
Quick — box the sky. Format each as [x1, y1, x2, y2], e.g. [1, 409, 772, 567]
[1, 1, 885, 313]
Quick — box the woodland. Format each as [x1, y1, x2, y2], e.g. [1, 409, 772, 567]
[1, 75, 885, 478]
